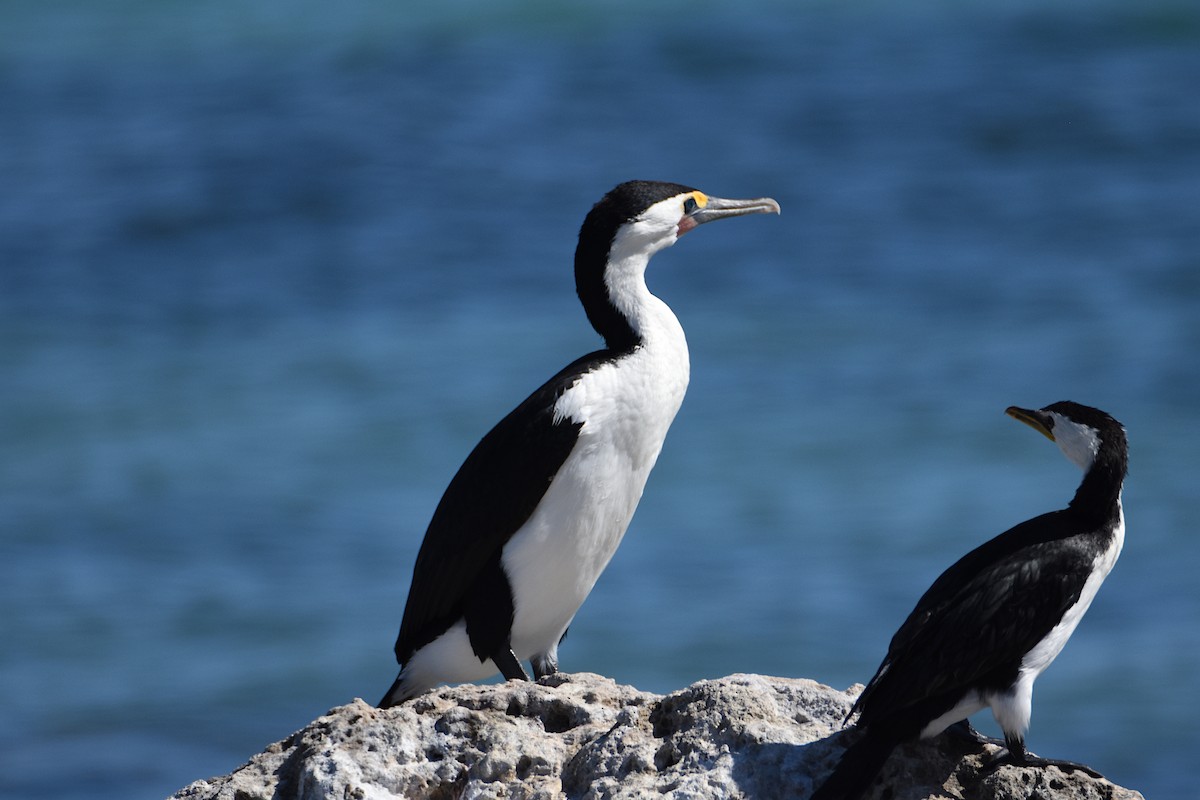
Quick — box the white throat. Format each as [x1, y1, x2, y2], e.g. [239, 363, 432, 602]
[603, 216, 680, 344]
[1051, 415, 1102, 472]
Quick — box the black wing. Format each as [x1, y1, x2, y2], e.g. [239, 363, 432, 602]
[852, 509, 1102, 725]
[391, 353, 605, 665]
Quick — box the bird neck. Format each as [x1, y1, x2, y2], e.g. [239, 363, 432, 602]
[576, 243, 678, 354]
[1067, 442, 1127, 527]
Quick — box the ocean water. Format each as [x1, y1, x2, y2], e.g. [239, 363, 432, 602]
[2, 1, 1198, 797]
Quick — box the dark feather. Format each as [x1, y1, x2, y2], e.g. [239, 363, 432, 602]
[852, 508, 1114, 726]
[810, 727, 899, 800]
[391, 352, 618, 666]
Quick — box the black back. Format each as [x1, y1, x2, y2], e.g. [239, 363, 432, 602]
[851, 510, 1114, 729]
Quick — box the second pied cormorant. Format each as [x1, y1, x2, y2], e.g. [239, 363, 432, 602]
[378, 181, 780, 708]
[812, 401, 1128, 800]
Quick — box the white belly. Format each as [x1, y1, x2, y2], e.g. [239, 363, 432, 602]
[503, 437, 646, 657]
[503, 337, 689, 660]
[393, 400, 683, 697]
[391, 274, 691, 701]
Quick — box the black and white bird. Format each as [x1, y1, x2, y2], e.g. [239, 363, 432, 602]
[378, 181, 780, 708]
[812, 401, 1128, 800]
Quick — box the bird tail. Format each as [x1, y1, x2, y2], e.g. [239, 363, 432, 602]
[378, 673, 409, 709]
[810, 730, 897, 800]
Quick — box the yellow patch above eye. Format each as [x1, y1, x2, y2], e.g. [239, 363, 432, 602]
[692, 192, 709, 208]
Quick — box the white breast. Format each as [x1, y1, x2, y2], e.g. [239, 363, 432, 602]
[1022, 508, 1124, 678]
[501, 298, 689, 660]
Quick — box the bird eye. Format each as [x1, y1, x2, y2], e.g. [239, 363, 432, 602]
[683, 197, 698, 214]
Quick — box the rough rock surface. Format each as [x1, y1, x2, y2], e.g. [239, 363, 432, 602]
[171, 672, 1143, 800]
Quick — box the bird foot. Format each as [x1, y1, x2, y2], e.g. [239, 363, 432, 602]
[982, 748, 1104, 780]
[531, 652, 559, 680]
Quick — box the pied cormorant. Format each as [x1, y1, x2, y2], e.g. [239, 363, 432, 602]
[379, 181, 780, 708]
[812, 401, 1127, 799]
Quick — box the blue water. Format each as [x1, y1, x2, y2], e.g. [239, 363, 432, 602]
[2, 2, 1198, 797]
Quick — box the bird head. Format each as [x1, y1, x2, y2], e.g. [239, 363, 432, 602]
[1005, 401, 1126, 473]
[581, 181, 780, 258]
[575, 180, 780, 350]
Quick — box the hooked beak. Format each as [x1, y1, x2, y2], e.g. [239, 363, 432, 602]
[679, 195, 781, 235]
[1006, 406, 1055, 441]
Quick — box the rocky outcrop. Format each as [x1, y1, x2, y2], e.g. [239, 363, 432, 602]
[171, 672, 1143, 800]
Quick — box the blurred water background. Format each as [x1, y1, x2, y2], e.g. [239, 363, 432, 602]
[2, 1, 1198, 797]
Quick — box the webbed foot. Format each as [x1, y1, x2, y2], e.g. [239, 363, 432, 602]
[982, 737, 1104, 780]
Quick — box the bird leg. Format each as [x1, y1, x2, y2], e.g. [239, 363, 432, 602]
[532, 628, 567, 679]
[531, 650, 559, 679]
[982, 734, 1105, 780]
[492, 647, 531, 682]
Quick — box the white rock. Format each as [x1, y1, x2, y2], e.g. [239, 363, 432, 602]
[171, 672, 1144, 800]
